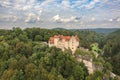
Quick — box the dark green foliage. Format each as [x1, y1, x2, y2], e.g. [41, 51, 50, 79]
[24, 28, 102, 48]
[103, 29, 120, 75]
[0, 27, 89, 80]
[86, 71, 103, 80]
[0, 27, 119, 79]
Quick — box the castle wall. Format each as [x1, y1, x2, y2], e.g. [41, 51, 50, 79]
[68, 36, 79, 54]
[54, 38, 59, 46]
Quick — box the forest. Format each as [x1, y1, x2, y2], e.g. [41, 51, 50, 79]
[0, 27, 119, 80]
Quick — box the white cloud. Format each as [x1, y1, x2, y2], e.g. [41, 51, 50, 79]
[85, 0, 100, 9]
[61, 16, 80, 22]
[0, 0, 120, 29]
[91, 17, 96, 21]
[53, 15, 61, 21]
[1, 15, 19, 22]
[13, 16, 18, 22]
[116, 18, 120, 22]
[52, 15, 80, 23]
[61, 0, 70, 8]
[28, 0, 36, 4]
[14, 4, 32, 11]
[25, 12, 42, 23]
[15, 0, 26, 4]
[109, 17, 120, 22]
[114, 17, 120, 22]
[0, 1, 12, 8]
[0, 0, 43, 23]
[40, 0, 56, 7]
[22, 5, 31, 11]
[109, 19, 113, 22]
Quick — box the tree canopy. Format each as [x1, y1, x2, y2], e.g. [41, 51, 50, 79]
[0, 27, 119, 80]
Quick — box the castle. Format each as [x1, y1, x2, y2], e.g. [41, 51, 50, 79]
[48, 35, 79, 54]
[48, 35, 94, 74]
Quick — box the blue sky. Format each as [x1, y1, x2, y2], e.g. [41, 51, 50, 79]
[0, 0, 120, 29]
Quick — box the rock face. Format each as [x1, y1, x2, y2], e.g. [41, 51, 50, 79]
[83, 60, 94, 74]
[48, 35, 79, 54]
[77, 57, 94, 74]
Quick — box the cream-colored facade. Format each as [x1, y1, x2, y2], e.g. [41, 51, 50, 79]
[48, 35, 79, 54]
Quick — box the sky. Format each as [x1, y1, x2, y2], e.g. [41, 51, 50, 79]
[0, 0, 120, 29]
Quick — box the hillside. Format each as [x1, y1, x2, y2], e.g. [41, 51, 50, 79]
[0, 27, 119, 80]
[102, 29, 120, 75]
[53, 28, 119, 34]
[80, 28, 119, 34]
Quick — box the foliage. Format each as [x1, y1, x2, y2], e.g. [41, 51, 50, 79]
[0, 27, 89, 80]
[0, 27, 119, 79]
[102, 29, 120, 75]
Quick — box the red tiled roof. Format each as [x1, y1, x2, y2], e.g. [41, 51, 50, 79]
[60, 36, 71, 41]
[49, 35, 79, 43]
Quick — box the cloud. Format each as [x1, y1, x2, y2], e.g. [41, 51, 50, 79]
[0, 0, 120, 29]
[109, 19, 113, 22]
[70, 0, 109, 10]
[1, 15, 19, 22]
[116, 18, 120, 22]
[0, 1, 12, 8]
[61, 0, 70, 8]
[114, 17, 120, 22]
[22, 5, 32, 11]
[108, 17, 120, 22]
[38, 0, 104, 10]
[25, 12, 42, 23]
[91, 17, 96, 21]
[53, 15, 61, 22]
[0, 0, 43, 23]
[83, 0, 100, 9]
[52, 15, 80, 23]
[40, 0, 56, 6]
